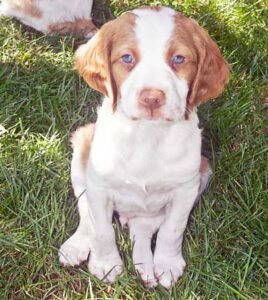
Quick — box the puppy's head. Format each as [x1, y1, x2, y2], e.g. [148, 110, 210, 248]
[75, 6, 229, 122]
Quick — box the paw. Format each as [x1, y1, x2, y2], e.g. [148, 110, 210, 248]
[133, 250, 157, 288]
[154, 254, 186, 289]
[88, 252, 123, 283]
[135, 261, 158, 288]
[59, 233, 90, 266]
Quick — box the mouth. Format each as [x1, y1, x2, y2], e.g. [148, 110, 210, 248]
[130, 106, 177, 122]
[133, 108, 163, 121]
[131, 115, 174, 123]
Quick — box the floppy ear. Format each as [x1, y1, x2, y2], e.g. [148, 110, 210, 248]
[187, 19, 230, 109]
[74, 27, 118, 109]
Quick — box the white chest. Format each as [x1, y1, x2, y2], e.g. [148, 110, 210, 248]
[88, 107, 201, 216]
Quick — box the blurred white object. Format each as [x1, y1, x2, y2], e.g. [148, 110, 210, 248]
[0, 0, 97, 37]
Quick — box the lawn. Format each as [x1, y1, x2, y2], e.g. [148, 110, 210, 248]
[0, 0, 267, 299]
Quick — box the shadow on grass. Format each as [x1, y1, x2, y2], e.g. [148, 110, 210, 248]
[1, 2, 267, 299]
[0, 0, 115, 136]
[6, 0, 114, 49]
[2, 0, 266, 160]
[0, 59, 101, 134]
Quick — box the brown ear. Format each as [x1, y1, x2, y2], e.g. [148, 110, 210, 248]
[187, 19, 230, 108]
[74, 27, 117, 109]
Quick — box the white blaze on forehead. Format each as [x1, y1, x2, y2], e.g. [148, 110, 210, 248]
[132, 7, 176, 59]
[118, 7, 189, 122]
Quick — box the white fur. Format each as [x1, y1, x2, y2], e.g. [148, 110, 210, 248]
[59, 7, 211, 289]
[0, 0, 93, 35]
[119, 7, 188, 122]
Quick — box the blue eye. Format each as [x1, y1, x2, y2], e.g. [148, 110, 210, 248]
[172, 55, 185, 65]
[122, 54, 134, 64]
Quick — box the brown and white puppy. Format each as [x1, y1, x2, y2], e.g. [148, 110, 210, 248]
[59, 6, 229, 288]
[0, 0, 97, 37]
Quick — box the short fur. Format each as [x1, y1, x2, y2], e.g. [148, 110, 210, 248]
[0, 0, 96, 37]
[59, 6, 229, 289]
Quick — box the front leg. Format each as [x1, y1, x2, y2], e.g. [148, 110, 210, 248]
[59, 188, 123, 282]
[154, 180, 200, 288]
[59, 193, 91, 267]
[128, 215, 164, 288]
[86, 188, 123, 283]
[59, 131, 122, 283]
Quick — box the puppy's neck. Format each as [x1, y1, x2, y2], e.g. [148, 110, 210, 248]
[97, 97, 199, 131]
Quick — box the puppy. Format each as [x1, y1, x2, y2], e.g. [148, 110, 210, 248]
[59, 6, 229, 288]
[0, 0, 97, 37]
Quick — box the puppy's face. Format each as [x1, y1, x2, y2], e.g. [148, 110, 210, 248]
[75, 7, 229, 122]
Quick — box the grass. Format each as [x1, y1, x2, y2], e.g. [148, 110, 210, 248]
[0, 0, 267, 299]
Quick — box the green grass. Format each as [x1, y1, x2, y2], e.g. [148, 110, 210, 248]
[0, 0, 267, 299]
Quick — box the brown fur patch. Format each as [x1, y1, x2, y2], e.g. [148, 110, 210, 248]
[70, 123, 95, 171]
[48, 18, 97, 36]
[200, 155, 210, 174]
[8, 0, 42, 18]
[171, 13, 230, 110]
[75, 7, 229, 115]
[75, 12, 137, 110]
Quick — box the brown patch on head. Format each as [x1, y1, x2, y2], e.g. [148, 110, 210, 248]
[48, 19, 97, 36]
[70, 123, 95, 171]
[166, 29, 198, 87]
[8, 0, 42, 18]
[75, 12, 137, 111]
[168, 12, 230, 112]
